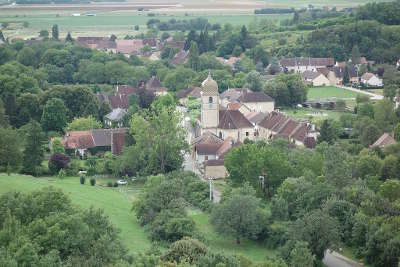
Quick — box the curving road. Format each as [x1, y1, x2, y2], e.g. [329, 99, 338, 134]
[323, 250, 364, 267]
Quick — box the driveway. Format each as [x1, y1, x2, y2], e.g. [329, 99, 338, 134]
[337, 85, 383, 100]
[323, 250, 364, 267]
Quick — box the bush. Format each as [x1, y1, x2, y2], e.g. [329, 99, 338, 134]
[48, 153, 70, 175]
[80, 176, 85, 185]
[90, 178, 96, 186]
[58, 169, 66, 179]
[113, 182, 119, 187]
[107, 181, 113, 187]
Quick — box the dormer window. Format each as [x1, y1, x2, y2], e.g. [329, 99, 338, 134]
[208, 96, 213, 103]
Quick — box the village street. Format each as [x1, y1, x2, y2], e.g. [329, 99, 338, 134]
[338, 85, 383, 100]
[177, 106, 222, 203]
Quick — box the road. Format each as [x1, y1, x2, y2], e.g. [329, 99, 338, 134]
[337, 85, 383, 100]
[323, 250, 364, 267]
[178, 106, 221, 203]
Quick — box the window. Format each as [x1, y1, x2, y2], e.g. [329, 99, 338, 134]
[246, 132, 249, 137]
[208, 96, 213, 103]
[205, 156, 208, 160]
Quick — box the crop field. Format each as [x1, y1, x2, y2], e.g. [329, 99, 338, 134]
[0, 11, 290, 39]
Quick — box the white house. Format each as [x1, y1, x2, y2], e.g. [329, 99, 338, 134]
[301, 71, 330, 86]
[361, 72, 383, 87]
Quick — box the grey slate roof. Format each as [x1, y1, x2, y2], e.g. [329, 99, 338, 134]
[105, 108, 127, 122]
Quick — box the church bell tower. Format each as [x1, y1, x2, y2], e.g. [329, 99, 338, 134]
[201, 72, 219, 131]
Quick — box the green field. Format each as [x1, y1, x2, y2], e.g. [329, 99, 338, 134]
[0, 174, 151, 253]
[0, 12, 290, 39]
[0, 173, 274, 261]
[307, 86, 361, 100]
[283, 107, 346, 121]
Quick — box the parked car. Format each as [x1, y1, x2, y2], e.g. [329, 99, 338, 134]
[117, 180, 128, 185]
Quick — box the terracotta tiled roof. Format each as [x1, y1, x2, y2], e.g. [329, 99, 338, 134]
[239, 91, 274, 103]
[111, 132, 126, 155]
[246, 112, 267, 125]
[146, 76, 162, 89]
[143, 38, 157, 47]
[108, 94, 130, 110]
[116, 85, 136, 95]
[371, 133, 396, 148]
[171, 50, 189, 65]
[227, 102, 241, 110]
[291, 124, 308, 142]
[220, 88, 243, 102]
[280, 57, 334, 67]
[302, 70, 322, 80]
[258, 111, 287, 130]
[116, 39, 144, 55]
[218, 110, 253, 129]
[62, 131, 94, 149]
[205, 159, 225, 166]
[192, 132, 224, 155]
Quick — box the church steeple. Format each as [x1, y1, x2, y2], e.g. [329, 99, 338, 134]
[201, 72, 219, 130]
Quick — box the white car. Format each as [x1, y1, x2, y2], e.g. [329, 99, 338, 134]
[78, 170, 87, 175]
[117, 180, 128, 185]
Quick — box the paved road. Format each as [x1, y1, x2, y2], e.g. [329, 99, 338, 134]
[178, 106, 221, 203]
[337, 85, 383, 100]
[323, 250, 363, 267]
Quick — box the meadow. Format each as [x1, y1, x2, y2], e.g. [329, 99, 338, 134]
[0, 173, 275, 262]
[307, 86, 361, 100]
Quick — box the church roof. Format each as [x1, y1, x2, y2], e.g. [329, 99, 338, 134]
[201, 73, 218, 96]
[218, 110, 253, 129]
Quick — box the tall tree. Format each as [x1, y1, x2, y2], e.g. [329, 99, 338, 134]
[343, 66, 350, 84]
[66, 116, 102, 131]
[0, 30, 5, 42]
[0, 127, 22, 172]
[22, 120, 45, 175]
[351, 45, 361, 64]
[51, 24, 59, 40]
[41, 98, 68, 132]
[318, 120, 339, 144]
[65, 32, 73, 42]
[210, 185, 264, 244]
[188, 41, 200, 71]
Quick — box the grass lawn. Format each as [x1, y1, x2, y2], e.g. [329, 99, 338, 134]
[307, 86, 361, 100]
[189, 209, 276, 263]
[0, 173, 151, 254]
[282, 107, 346, 121]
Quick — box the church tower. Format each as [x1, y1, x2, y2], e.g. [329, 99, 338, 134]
[201, 72, 219, 132]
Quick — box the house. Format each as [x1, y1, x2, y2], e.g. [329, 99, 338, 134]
[177, 86, 202, 105]
[280, 57, 334, 73]
[220, 88, 243, 107]
[145, 76, 168, 96]
[361, 72, 383, 87]
[96, 93, 130, 110]
[115, 39, 144, 56]
[171, 50, 189, 66]
[192, 132, 239, 179]
[62, 128, 128, 156]
[76, 37, 117, 53]
[258, 111, 317, 147]
[216, 56, 240, 68]
[238, 91, 275, 115]
[104, 108, 127, 128]
[301, 70, 330, 86]
[370, 133, 396, 148]
[330, 66, 358, 85]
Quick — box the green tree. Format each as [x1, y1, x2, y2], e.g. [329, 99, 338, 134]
[343, 66, 350, 84]
[151, 93, 176, 112]
[163, 237, 207, 264]
[289, 241, 315, 267]
[22, 120, 45, 175]
[0, 127, 22, 172]
[51, 24, 59, 40]
[360, 124, 380, 147]
[210, 185, 264, 244]
[379, 179, 400, 201]
[188, 41, 200, 71]
[41, 98, 68, 132]
[290, 209, 340, 259]
[244, 70, 263, 92]
[65, 32, 73, 42]
[15, 93, 41, 127]
[374, 99, 395, 132]
[51, 137, 65, 154]
[351, 45, 361, 64]
[125, 108, 188, 175]
[383, 84, 397, 100]
[17, 47, 36, 66]
[66, 115, 102, 131]
[39, 30, 49, 38]
[318, 119, 339, 144]
[0, 30, 5, 42]
[381, 154, 398, 180]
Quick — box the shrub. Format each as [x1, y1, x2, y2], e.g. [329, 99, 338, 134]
[48, 153, 70, 175]
[80, 176, 85, 185]
[113, 182, 119, 187]
[107, 181, 113, 187]
[90, 178, 96, 186]
[58, 169, 66, 179]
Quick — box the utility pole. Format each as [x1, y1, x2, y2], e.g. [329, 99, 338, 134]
[209, 177, 213, 201]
